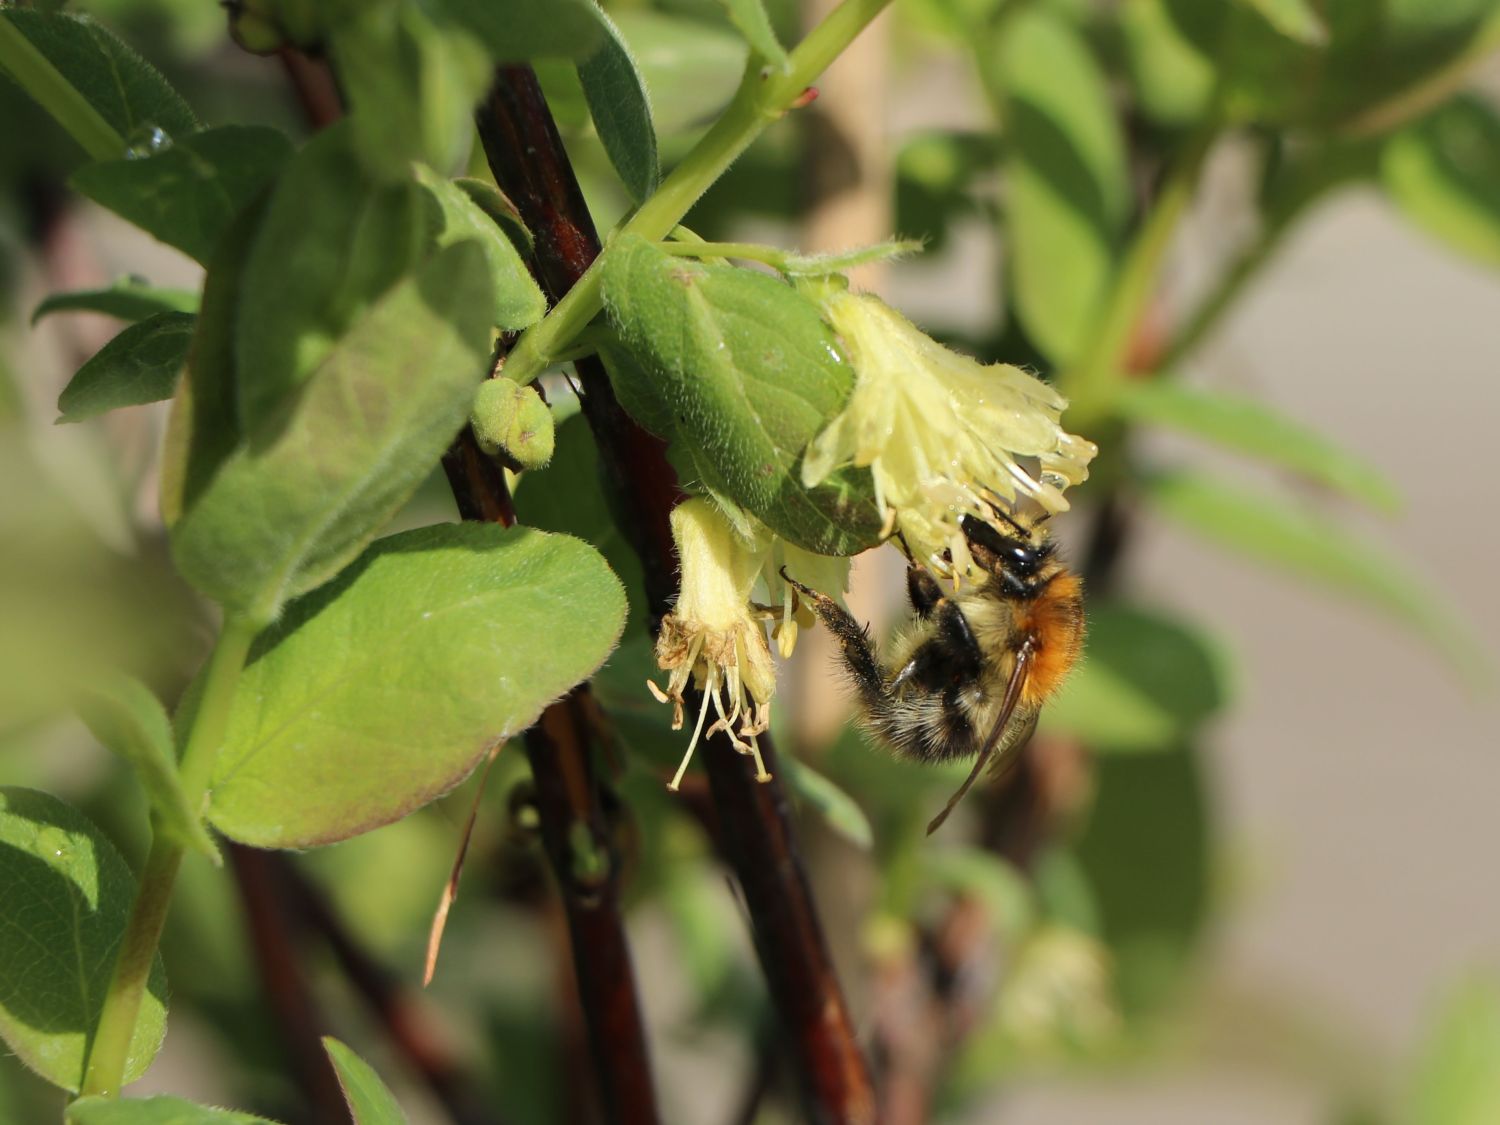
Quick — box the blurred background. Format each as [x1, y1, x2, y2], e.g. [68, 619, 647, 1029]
[3, 1, 1499, 1123]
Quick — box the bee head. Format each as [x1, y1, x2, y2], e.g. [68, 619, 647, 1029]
[959, 513, 1052, 585]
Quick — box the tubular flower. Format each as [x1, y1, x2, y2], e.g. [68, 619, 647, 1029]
[650, 498, 778, 789]
[801, 284, 1097, 576]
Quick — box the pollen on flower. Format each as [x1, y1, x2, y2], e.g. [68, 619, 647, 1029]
[650, 499, 777, 790]
[802, 284, 1097, 576]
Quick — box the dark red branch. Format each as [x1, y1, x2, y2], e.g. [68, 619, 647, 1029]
[477, 65, 875, 1125]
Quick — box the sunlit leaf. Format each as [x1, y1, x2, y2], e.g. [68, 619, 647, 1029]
[1237, 0, 1328, 46]
[1116, 381, 1401, 512]
[780, 754, 873, 849]
[324, 1038, 407, 1124]
[32, 280, 197, 326]
[56, 311, 194, 423]
[0, 788, 167, 1092]
[171, 240, 493, 622]
[77, 675, 218, 862]
[1118, 0, 1217, 126]
[1383, 95, 1500, 269]
[207, 524, 626, 848]
[990, 8, 1129, 365]
[70, 126, 292, 264]
[609, 11, 745, 137]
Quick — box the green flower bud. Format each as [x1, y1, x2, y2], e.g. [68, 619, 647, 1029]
[471, 377, 554, 472]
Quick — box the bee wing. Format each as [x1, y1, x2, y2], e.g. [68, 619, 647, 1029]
[926, 635, 1036, 835]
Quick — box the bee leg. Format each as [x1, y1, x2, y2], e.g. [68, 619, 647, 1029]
[906, 566, 944, 618]
[779, 569, 883, 705]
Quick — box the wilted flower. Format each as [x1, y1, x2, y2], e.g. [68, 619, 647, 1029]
[801, 283, 1097, 576]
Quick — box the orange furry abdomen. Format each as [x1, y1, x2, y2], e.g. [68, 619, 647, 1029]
[1017, 571, 1085, 709]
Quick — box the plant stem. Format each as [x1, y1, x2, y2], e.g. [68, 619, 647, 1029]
[0, 14, 122, 161]
[79, 617, 258, 1098]
[1062, 122, 1219, 429]
[501, 0, 893, 386]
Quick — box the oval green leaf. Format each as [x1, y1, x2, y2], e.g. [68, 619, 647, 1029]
[77, 676, 218, 862]
[436, 0, 607, 61]
[32, 280, 197, 326]
[68, 1096, 281, 1124]
[779, 754, 873, 850]
[207, 523, 626, 848]
[601, 235, 882, 555]
[70, 126, 292, 265]
[57, 311, 195, 424]
[0, 9, 197, 145]
[1383, 95, 1500, 270]
[1042, 603, 1232, 753]
[577, 8, 659, 202]
[170, 239, 494, 623]
[1145, 472, 1482, 679]
[0, 788, 167, 1092]
[324, 1038, 408, 1124]
[1115, 380, 1401, 512]
[992, 8, 1129, 366]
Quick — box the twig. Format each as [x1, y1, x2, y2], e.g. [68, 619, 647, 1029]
[477, 64, 875, 1125]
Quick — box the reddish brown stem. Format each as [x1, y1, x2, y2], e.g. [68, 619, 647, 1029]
[476, 65, 875, 1125]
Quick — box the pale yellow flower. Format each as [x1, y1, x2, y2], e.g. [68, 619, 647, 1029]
[803, 285, 1097, 576]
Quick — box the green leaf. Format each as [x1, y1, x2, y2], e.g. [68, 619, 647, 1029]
[1237, 0, 1328, 46]
[721, 0, 789, 69]
[0, 9, 197, 148]
[67, 1096, 282, 1124]
[233, 125, 427, 430]
[607, 11, 746, 137]
[323, 1038, 408, 1124]
[56, 311, 194, 424]
[1383, 95, 1500, 270]
[207, 523, 626, 848]
[601, 235, 882, 555]
[780, 755, 873, 849]
[331, 4, 491, 177]
[1073, 744, 1211, 1018]
[170, 240, 494, 623]
[1145, 473, 1482, 677]
[453, 177, 535, 257]
[923, 847, 1036, 936]
[32, 280, 197, 326]
[1115, 381, 1401, 513]
[159, 201, 263, 529]
[1044, 603, 1231, 754]
[415, 167, 547, 330]
[1117, 0, 1217, 127]
[70, 126, 292, 265]
[77, 675, 218, 862]
[0, 788, 167, 1092]
[1408, 978, 1500, 1125]
[436, 0, 608, 61]
[992, 9, 1129, 365]
[577, 9, 660, 202]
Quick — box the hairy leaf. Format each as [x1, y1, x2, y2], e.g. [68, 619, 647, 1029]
[416, 167, 546, 329]
[1383, 95, 1500, 269]
[68, 1096, 281, 1124]
[608, 11, 745, 137]
[1145, 472, 1480, 676]
[602, 235, 882, 555]
[77, 675, 217, 861]
[234, 125, 427, 429]
[0, 788, 167, 1092]
[32, 280, 197, 326]
[206, 524, 625, 848]
[1043, 603, 1232, 753]
[577, 9, 659, 202]
[1116, 381, 1401, 512]
[57, 311, 195, 423]
[170, 240, 494, 623]
[991, 9, 1128, 365]
[70, 126, 292, 265]
[0, 9, 196, 146]
[324, 1039, 407, 1124]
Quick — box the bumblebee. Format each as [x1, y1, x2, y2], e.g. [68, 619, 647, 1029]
[785, 513, 1084, 833]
